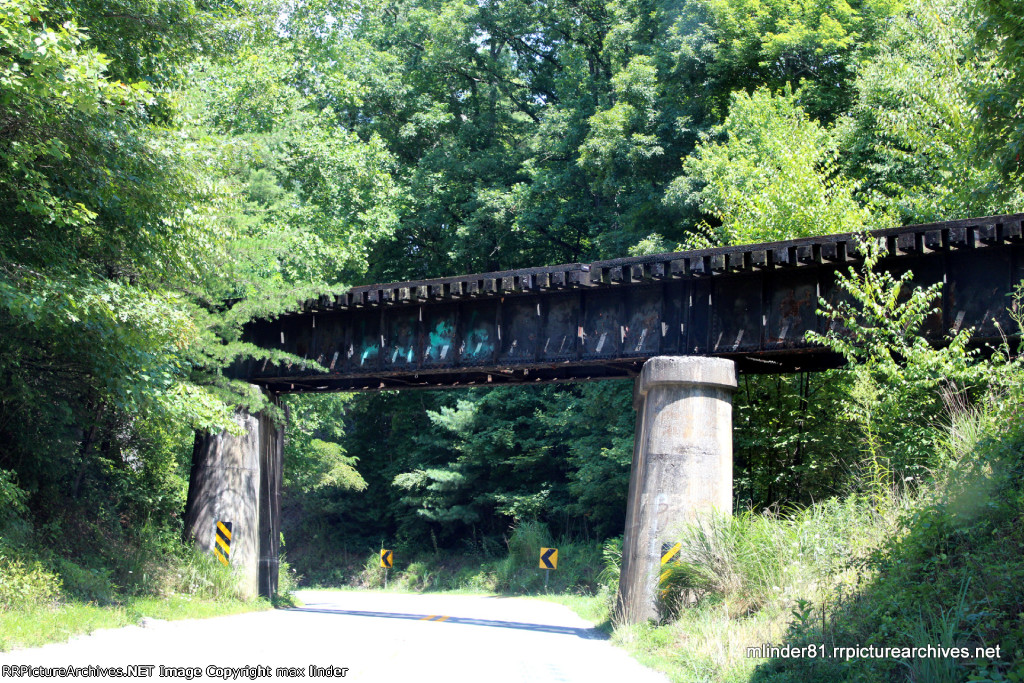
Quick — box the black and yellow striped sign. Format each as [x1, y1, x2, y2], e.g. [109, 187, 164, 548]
[214, 521, 232, 566]
[658, 541, 682, 596]
[380, 549, 393, 568]
[661, 542, 681, 565]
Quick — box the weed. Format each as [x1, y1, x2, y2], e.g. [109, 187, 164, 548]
[0, 549, 62, 611]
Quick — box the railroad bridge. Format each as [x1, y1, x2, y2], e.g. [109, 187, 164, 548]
[184, 213, 1024, 622]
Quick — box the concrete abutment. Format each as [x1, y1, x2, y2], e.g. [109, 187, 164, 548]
[616, 356, 737, 624]
[183, 394, 284, 601]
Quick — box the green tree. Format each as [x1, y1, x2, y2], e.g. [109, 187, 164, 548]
[733, 372, 856, 508]
[283, 395, 366, 494]
[838, 0, 1024, 223]
[686, 0, 902, 122]
[670, 85, 875, 246]
[808, 238, 978, 497]
[974, 0, 1024, 182]
[184, 43, 400, 287]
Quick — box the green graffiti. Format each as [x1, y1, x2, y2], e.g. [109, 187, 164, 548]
[464, 330, 493, 359]
[388, 318, 416, 365]
[357, 321, 380, 366]
[425, 320, 455, 361]
[359, 342, 379, 366]
[462, 311, 494, 360]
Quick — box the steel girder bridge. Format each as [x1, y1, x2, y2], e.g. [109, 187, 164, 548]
[234, 213, 1024, 391]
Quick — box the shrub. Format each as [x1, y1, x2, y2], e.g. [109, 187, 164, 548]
[0, 470, 27, 531]
[506, 520, 552, 566]
[357, 550, 388, 589]
[53, 559, 114, 605]
[0, 549, 62, 611]
[598, 536, 622, 593]
[274, 553, 302, 606]
[808, 235, 977, 498]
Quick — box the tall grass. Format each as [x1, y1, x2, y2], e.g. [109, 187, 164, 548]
[658, 498, 893, 622]
[0, 537, 270, 652]
[898, 578, 971, 683]
[167, 547, 248, 599]
[602, 496, 907, 682]
[616, 358, 1024, 683]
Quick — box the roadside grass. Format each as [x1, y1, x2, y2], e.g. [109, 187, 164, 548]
[0, 597, 270, 652]
[0, 544, 288, 653]
[532, 592, 613, 633]
[618, 392, 1023, 683]
[301, 521, 611, 600]
[608, 601, 791, 683]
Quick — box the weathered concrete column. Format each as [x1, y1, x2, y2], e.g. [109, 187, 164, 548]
[616, 356, 737, 624]
[183, 396, 284, 601]
[257, 407, 284, 600]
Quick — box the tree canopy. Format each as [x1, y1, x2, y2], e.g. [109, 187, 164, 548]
[0, 0, 1021, 588]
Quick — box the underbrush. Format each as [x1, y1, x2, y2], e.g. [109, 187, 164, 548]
[607, 499, 898, 682]
[0, 510, 275, 651]
[614, 378, 1024, 683]
[0, 532, 249, 605]
[304, 520, 610, 600]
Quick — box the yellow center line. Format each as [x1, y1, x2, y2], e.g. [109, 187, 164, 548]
[419, 615, 436, 621]
[435, 616, 450, 622]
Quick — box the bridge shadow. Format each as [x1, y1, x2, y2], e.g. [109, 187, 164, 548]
[285, 606, 606, 640]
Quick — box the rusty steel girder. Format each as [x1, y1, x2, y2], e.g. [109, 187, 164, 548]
[234, 213, 1024, 392]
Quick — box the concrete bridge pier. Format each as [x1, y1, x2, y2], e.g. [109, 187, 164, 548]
[183, 394, 284, 601]
[616, 357, 737, 624]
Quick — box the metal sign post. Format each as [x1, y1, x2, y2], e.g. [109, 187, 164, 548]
[539, 547, 558, 591]
[380, 548, 393, 589]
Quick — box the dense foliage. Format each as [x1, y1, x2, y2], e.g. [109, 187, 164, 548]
[0, 1, 1022, 677]
[289, 0, 1023, 563]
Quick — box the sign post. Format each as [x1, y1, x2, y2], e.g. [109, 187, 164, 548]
[539, 547, 558, 590]
[380, 548, 393, 588]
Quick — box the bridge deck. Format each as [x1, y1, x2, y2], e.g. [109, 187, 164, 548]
[235, 213, 1024, 392]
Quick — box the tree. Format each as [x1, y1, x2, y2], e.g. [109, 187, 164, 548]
[808, 238, 978, 496]
[684, 0, 902, 122]
[974, 0, 1024, 182]
[669, 85, 876, 246]
[838, 0, 1024, 224]
[282, 395, 366, 493]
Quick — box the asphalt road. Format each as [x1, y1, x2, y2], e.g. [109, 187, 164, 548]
[0, 590, 668, 682]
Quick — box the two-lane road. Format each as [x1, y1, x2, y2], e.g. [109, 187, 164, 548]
[0, 591, 668, 682]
